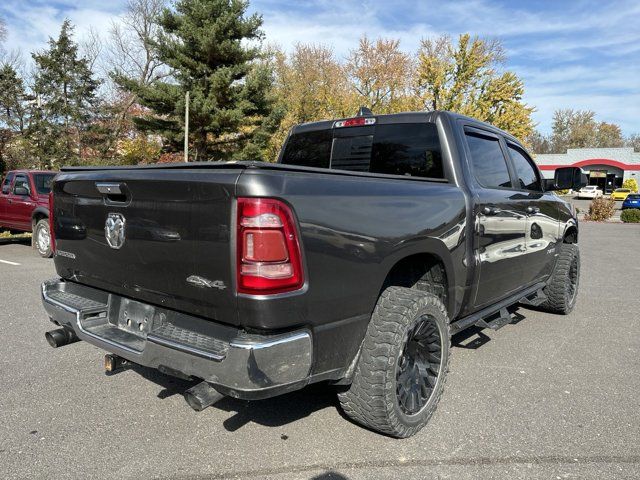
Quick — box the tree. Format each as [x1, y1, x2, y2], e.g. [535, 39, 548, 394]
[32, 20, 101, 165]
[116, 0, 275, 161]
[0, 64, 27, 133]
[265, 44, 355, 160]
[622, 178, 638, 193]
[526, 130, 552, 154]
[346, 36, 415, 113]
[550, 109, 594, 151]
[415, 34, 534, 140]
[626, 134, 640, 152]
[550, 109, 624, 152]
[106, 0, 169, 160]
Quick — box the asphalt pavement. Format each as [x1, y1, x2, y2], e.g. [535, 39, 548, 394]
[1, 223, 639, 479]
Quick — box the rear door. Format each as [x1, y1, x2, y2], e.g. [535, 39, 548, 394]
[52, 167, 241, 325]
[464, 127, 527, 310]
[505, 142, 559, 286]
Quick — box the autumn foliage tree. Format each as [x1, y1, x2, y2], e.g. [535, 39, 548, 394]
[346, 36, 415, 113]
[529, 109, 626, 154]
[414, 34, 534, 140]
[267, 44, 354, 160]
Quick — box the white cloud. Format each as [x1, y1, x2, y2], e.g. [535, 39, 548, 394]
[2, 0, 638, 134]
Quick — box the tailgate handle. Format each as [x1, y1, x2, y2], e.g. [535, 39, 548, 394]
[96, 182, 128, 203]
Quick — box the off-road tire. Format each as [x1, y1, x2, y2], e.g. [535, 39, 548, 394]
[540, 243, 580, 314]
[33, 218, 53, 258]
[338, 286, 451, 438]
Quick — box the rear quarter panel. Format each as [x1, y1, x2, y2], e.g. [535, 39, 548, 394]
[236, 169, 468, 376]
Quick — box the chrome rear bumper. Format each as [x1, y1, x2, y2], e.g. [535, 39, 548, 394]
[41, 278, 312, 399]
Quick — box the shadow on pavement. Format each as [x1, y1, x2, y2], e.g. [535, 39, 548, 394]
[112, 303, 535, 432]
[125, 363, 340, 431]
[452, 306, 528, 350]
[311, 472, 350, 480]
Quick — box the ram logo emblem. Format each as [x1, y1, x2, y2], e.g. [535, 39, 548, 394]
[105, 213, 126, 249]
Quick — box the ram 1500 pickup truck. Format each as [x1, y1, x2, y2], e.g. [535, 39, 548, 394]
[41, 110, 585, 437]
[1, 169, 57, 257]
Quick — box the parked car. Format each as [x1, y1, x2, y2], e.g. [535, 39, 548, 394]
[0, 170, 57, 257]
[610, 188, 631, 201]
[41, 110, 585, 438]
[622, 193, 640, 210]
[577, 185, 603, 199]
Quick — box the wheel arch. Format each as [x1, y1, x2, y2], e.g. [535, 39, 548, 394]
[31, 207, 49, 229]
[378, 241, 456, 318]
[563, 224, 578, 244]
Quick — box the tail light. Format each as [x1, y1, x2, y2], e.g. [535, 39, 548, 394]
[237, 198, 304, 295]
[48, 190, 56, 253]
[334, 117, 376, 128]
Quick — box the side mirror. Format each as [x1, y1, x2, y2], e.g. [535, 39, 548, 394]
[14, 186, 30, 196]
[544, 167, 587, 191]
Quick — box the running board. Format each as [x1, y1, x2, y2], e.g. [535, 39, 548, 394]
[450, 282, 546, 335]
[518, 288, 548, 307]
[475, 308, 512, 331]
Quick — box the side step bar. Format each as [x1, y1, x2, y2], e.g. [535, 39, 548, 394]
[451, 282, 546, 335]
[518, 288, 548, 307]
[475, 307, 512, 331]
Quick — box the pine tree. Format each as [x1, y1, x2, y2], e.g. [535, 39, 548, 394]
[115, 0, 275, 161]
[32, 19, 101, 165]
[0, 64, 27, 133]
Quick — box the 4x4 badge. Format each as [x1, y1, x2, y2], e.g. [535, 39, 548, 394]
[105, 213, 126, 249]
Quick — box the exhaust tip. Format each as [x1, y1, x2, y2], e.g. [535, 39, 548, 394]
[184, 381, 224, 412]
[45, 330, 59, 348]
[45, 328, 79, 348]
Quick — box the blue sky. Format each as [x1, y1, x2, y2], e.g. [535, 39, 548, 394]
[1, 0, 639, 135]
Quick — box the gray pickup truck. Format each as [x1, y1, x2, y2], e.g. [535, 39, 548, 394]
[42, 110, 585, 437]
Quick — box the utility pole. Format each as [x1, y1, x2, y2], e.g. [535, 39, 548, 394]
[184, 91, 189, 163]
[36, 94, 42, 170]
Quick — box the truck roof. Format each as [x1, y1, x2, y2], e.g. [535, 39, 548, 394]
[4, 169, 57, 175]
[292, 110, 522, 144]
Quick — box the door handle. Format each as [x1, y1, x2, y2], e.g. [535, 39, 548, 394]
[482, 206, 501, 215]
[526, 206, 540, 214]
[7, 199, 12, 204]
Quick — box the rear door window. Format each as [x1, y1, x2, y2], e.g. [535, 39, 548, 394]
[370, 124, 443, 178]
[465, 132, 512, 188]
[281, 122, 444, 179]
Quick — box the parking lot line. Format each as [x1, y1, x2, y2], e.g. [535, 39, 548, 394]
[0, 259, 21, 266]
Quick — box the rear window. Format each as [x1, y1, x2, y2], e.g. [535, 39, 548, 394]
[33, 173, 56, 194]
[281, 123, 444, 179]
[627, 194, 640, 199]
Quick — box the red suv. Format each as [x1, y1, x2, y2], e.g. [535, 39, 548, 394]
[0, 170, 57, 257]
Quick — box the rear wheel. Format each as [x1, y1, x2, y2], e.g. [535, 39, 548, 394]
[540, 243, 580, 314]
[33, 219, 52, 258]
[338, 286, 451, 438]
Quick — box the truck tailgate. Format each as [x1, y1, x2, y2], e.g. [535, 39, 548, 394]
[51, 167, 240, 325]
